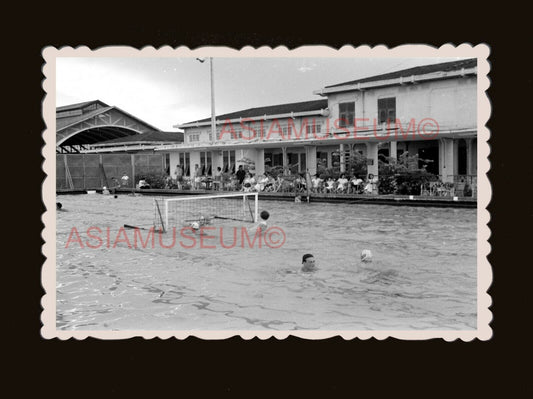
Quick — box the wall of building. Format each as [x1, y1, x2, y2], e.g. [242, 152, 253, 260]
[327, 76, 477, 132]
[183, 114, 328, 145]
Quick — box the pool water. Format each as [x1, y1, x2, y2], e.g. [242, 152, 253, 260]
[55, 194, 477, 331]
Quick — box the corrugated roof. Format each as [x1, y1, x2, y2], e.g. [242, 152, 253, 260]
[56, 102, 161, 133]
[185, 99, 328, 125]
[92, 131, 184, 146]
[325, 58, 477, 88]
[56, 100, 108, 112]
[56, 106, 114, 131]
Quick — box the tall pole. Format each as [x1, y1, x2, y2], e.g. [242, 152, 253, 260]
[210, 57, 216, 142]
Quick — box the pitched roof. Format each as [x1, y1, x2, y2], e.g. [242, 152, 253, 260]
[92, 131, 184, 146]
[56, 100, 161, 132]
[56, 105, 114, 131]
[185, 99, 328, 125]
[56, 100, 108, 112]
[325, 58, 477, 88]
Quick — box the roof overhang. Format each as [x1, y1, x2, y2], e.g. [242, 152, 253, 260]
[314, 67, 477, 96]
[175, 109, 330, 129]
[154, 126, 477, 151]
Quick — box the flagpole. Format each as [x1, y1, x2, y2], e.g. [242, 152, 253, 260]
[210, 57, 216, 142]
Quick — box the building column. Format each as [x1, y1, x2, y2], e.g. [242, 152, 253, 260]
[305, 145, 317, 176]
[453, 139, 459, 176]
[339, 143, 346, 173]
[365, 142, 379, 178]
[255, 148, 265, 175]
[389, 141, 397, 160]
[466, 138, 477, 176]
[439, 138, 455, 183]
[281, 147, 288, 175]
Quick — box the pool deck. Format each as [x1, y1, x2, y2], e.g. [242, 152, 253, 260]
[57, 188, 477, 208]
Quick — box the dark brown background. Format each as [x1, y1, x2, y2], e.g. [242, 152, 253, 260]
[8, 8, 526, 396]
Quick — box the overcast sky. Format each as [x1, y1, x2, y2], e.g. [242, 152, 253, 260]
[56, 56, 465, 131]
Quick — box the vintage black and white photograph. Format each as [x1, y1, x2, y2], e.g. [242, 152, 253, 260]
[42, 45, 491, 340]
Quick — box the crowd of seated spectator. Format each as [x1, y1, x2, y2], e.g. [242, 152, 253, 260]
[163, 168, 473, 198]
[169, 168, 381, 195]
[221, 171, 378, 194]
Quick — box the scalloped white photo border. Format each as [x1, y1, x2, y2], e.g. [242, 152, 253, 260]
[41, 44, 492, 340]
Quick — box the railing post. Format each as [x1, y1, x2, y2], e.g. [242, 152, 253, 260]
[131, 154, 135, 190]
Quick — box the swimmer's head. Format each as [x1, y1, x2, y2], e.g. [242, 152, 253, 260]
[191, 222, 200, 230]
[56, 202, 62, 210]
[361, 249, 373, 263]
[260, 210, 270, 221]
[302, 253, 314, 264]
[301, 254, 316, 272]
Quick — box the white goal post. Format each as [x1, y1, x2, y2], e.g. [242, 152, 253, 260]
[154, 192, 259, 232]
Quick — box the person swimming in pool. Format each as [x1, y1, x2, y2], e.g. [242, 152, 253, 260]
[361, 249, 373, 263]
[248, 210, 270, 234]
[187, 215, 212, 232]
[301, 253, 317, 273]
[352, 249, 373, 274]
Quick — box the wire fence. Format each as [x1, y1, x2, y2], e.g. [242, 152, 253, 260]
[56, 153, 166, 190]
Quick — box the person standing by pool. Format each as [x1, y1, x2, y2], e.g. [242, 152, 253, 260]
[213, 166, 222, 190]
[192, 164, 200, 190]
[174, 164, 183, 189]
[301, 254, 317, 273]
[236, 165, 246, 190]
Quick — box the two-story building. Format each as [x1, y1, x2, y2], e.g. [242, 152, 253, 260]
[157, 58, 477, 186]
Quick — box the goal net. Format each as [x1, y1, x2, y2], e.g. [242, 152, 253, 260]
[153, 192, 258, 232]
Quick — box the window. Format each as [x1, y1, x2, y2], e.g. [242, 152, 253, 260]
[199, 152, 212, 176]
[189, 133, 200, 142]
[179, 153, 191, 176]
[222, 150, 235, 173]
[332, 152, 340, 168]
[306, 121, 322, 135]
[339, 102, 355, 128]
[165, 154, 170, 174]
[378, 97, 396, 124]
[287, 153, 306, 173]
[317, 151, 328, 170]
[273, 153, 283, 166]
[264, 152, 273, 167]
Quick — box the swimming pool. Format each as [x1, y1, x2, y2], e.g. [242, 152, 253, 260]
[54, 194, 477, 332]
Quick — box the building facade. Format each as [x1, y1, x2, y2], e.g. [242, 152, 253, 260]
[157, 58, 477, 187]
